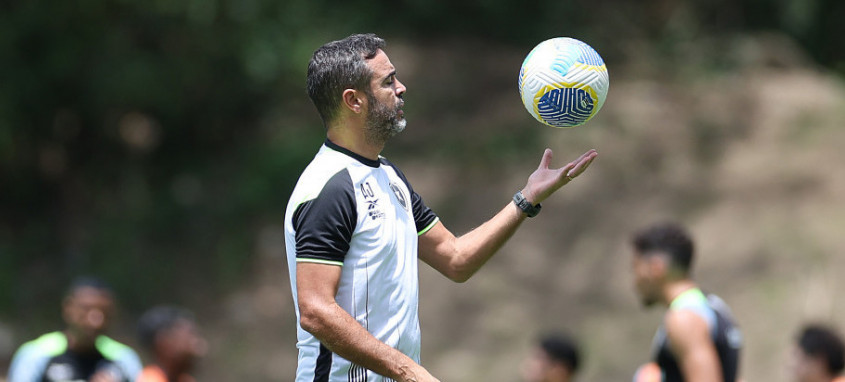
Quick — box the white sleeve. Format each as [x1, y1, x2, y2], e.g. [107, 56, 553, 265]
[7, 343, 50, 382]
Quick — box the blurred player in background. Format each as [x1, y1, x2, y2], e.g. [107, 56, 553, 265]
[285, 33, 597, 382]
[7, 277, 142, 382]
[629, 223, 742, 382]
[136, 306, 206, 382]
[521, 333, 581, 382]
[791, 324, 845, 382]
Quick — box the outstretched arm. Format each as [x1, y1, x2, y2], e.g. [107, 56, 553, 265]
[297, 262, 440, 382]
[418, 148, 597, 282]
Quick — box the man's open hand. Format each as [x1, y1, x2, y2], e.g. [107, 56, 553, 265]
[522, 148, 598, 204]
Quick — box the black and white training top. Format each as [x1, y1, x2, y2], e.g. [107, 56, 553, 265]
[284, 140, 440, 382]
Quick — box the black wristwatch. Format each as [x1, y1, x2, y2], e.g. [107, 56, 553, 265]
[513, 191, 541, 217]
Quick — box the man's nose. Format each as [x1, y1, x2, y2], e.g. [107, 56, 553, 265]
[396, 79, 406, 97]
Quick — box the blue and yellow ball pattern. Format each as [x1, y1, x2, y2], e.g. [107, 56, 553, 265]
[519, 37, 609, 128]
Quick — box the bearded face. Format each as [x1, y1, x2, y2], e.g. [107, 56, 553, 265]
[364, 91, 406, 146]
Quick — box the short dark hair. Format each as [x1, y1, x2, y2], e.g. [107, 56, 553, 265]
[137, 305, 196, 351]
[632, 222, 695, 273]
[539, 333, 580, 373]
[66, 276, 113, 298]
[306, 33, 386, 125]
[798, 324, 845, 375]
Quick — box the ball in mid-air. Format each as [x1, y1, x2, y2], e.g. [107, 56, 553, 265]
[518, 37, 609, 128]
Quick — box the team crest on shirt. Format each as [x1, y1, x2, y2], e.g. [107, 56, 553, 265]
[389, 182, 408, 210]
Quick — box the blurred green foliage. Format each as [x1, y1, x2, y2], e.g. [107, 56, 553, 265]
[0, 0, 843, 327]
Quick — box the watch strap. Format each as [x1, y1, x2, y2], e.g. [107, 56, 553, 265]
[513, 191, 541, 217]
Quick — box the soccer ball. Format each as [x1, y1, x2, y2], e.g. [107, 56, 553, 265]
[518, 37, 609, 128]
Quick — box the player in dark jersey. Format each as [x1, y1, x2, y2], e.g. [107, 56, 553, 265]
[629, 223, 742, 382]
[7, 277, 142, 382]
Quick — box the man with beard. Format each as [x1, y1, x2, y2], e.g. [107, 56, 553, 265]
[629, 223, 742, 382]
[284, 33, 598, 382]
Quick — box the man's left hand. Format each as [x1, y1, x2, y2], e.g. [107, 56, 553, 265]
[522, 148, 598, 205]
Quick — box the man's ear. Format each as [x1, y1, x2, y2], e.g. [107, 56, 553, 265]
[342, 89, 365, 114]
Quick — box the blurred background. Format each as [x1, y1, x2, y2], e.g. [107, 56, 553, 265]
[2, 0, 845, 380]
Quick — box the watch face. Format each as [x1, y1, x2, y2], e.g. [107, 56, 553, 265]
[514, 192, 539, 217]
